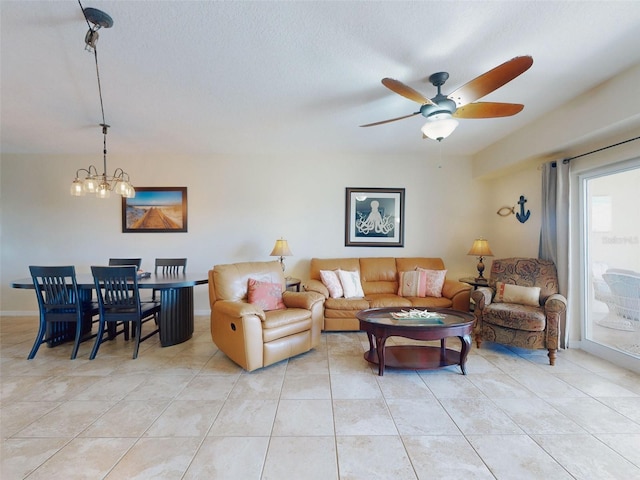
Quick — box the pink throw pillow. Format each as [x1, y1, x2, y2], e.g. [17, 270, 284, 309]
[417, 268, 447, 298]
[320, 270, 343, 298]
[398, 270, 427, 297]
[247, 278, 285, 311]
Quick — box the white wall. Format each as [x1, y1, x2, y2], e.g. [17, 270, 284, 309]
[1, 151, 485, 314]
[476, 166, 543, 264]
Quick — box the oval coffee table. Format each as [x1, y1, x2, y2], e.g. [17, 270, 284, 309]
[356, 307, 474, 376]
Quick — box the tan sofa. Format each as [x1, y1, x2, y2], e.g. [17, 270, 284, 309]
[305, 257, 471, 331]
[209, 261, 325, 371]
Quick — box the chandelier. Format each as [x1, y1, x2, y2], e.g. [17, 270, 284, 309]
[70, 3, 134, 199]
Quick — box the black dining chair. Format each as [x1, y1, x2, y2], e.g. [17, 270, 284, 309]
[155, 258, 187, 275]
[108, 258, 142, 269]
[90, 265, 161, 359]
[109, 259, 146, 332]
[28, 265, 99, 360]
[152, 258, 187, 300]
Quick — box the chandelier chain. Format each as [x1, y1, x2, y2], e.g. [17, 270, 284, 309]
[79, 0, 107, 127]
[94, 47, 107, 128]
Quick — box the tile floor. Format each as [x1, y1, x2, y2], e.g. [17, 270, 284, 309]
[591, 311, 640, 357]
[2, 315, 640, 479]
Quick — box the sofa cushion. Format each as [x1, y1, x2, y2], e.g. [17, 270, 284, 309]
[398, 270, 427, 297]
[212, 261, 284, 302]
[262, 309, 312, 342]
[324, 297, 370, 311]
[396, 257, 445, 272]
[360, 257, 398, 282]
[494, 282, 541, 307]
[368, 294, 412, 308]
[310, 258, 360, 280]
[418, 268, 447, 298]
[360, 257, 398, 295]
[320, 270, 344, 298]
[409, 296, 453, 309]
[337, 270, 365, 298]
[490, 257, 558, 303]
[247, 278, 285, 311]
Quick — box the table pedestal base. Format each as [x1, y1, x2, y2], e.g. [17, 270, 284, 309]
[158, 286, 194, 346]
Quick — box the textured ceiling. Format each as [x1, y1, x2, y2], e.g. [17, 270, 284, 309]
[2, 1, 640, 158]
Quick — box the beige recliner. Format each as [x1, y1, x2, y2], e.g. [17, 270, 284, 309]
[209, 261, 325, 371]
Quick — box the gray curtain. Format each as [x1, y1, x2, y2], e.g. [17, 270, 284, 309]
[539, 160, 570, 347]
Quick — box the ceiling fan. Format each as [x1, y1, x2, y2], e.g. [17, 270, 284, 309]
[360, 55, 533, 141]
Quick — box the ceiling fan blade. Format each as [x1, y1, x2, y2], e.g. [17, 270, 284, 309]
[360, 111, 421, 127]
[447, 56, 533, 107]
[453, 102, 524, 119]
[381, 78, 436, 106]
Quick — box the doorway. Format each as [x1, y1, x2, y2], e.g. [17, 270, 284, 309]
[580, 162, 640, 366]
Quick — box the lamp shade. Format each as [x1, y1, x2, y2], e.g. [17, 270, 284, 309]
[270, 239, 293, 257]
[421, 113, 459, 141]
[467, 238, 494, 257]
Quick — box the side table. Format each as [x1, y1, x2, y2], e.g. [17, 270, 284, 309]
[285, 277, 301, 292]
[459, 277, 490, 290]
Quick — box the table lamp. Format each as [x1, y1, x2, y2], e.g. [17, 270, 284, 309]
[467, 238, 493, 282]
[270, 238, 292, 272]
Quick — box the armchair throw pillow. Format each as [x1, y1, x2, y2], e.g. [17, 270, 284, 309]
[494, 282, 541, 307]
[247, 278, 285, 311]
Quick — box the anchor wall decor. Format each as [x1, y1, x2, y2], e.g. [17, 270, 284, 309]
[516, 195, 530, 223]
[496, 195, 530, 223]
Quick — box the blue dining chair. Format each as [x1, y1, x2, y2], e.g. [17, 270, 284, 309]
[151, 258, 187, 300]
[28, 265, 98, 360]
[108, 258, 142, 269]
[90, 265, 161, 359]
[154, 258, 187, 274]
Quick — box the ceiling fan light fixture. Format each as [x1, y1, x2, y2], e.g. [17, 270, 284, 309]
[421, 113, 459, 141]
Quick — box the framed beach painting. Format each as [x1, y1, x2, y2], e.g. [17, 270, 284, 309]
[345, 187, 404, 247]
[122, 187, 187, 233]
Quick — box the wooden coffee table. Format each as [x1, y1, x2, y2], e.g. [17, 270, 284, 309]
[357, 307, 474, 376]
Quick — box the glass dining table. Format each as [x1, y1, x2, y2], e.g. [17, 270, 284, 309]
[11, 272, 208, 347]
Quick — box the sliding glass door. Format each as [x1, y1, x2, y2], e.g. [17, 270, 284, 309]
[581, 161, 640, 364]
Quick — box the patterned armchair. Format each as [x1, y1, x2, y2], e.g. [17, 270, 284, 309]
[471, 257, 567, 365]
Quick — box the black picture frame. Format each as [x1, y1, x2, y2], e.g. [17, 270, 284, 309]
[345, 187, 405, 247]
[121, 187, 188, 233]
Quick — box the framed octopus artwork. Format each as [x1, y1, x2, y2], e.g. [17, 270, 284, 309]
[345, 187, 405, 247]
